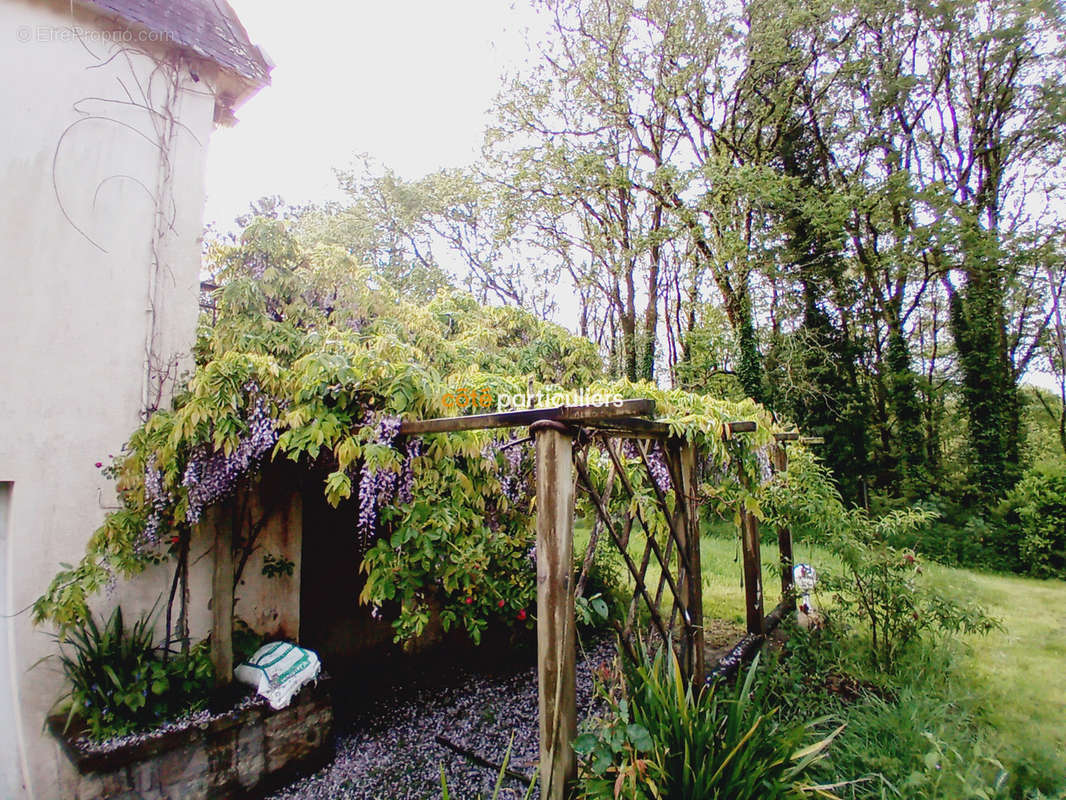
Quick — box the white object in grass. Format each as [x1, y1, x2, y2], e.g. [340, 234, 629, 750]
[793, 563, 824, 629]
[234, 642, 321, 710]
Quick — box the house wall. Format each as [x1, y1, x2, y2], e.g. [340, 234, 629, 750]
[0, 1, 225, 796]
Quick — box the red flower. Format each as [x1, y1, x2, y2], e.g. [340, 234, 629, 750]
[465, 596, 474, 605]
[517, 609, 527, 621]
[497, 599, 505, 608]
[94, 462, 103, 468]
[170, 536, 180, 544]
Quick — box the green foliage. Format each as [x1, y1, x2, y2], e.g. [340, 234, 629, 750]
[50, 606, 213, 741]
[35, 217, 783, 652]
[764, 627, 1018, 800]
[767, 303, 872, 504]
[1001, 463, 1066, 579]
[1021, 386, 1066, 464]
[764, 450, 998, 670]
[949, 266, 1023, 500]
[575, 534, 627, 630]
[574, 648, 837, 800]
[901, 463, 1066, 579]
[359, 439, 536, 644]
[261, 552, 295, 579]
[821, 521, 999, 671]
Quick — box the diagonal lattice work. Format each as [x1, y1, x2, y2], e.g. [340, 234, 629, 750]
[388, 400, 800, 800]
[572, 434, 704, 684]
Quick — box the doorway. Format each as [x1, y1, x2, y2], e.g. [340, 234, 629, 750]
[0, 483, 25, 798]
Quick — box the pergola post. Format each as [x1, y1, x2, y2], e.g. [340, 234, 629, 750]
[532, 421, 577, 800]
[667, 440, 705, 683]
[740, 497, 765, 637]
[771, 442, 797, 614]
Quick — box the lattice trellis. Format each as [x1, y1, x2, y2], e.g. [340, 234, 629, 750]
[378, 399, 801, 800]
[572, 433, 704, 684]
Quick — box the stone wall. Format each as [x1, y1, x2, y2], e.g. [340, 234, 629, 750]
[53, 680, 332, 800]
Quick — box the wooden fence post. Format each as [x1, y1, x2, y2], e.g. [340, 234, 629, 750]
[739, 488, 765, 637]
[208, 501, 234, 688]
[532, 421, 577, 800]
[741, 510, 765, 635]
[669, 440, 705, 683]
[771, 443, 797, 613]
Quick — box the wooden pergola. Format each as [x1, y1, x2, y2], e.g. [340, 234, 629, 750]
[397, 398, 802, 800]
[204, 398, 803, 799]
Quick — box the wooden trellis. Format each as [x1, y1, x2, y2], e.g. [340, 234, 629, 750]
[204, 398, 801, 800]
[570, 432, 705, 684]
[397, 399, 799, 800]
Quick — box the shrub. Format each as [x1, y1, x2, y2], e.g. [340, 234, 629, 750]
[575, 532, 627, 632]
[574, 648, 838, 800]
[824, 510, 999, 671]
[881, 495, 1019, 573]
[764, 450, 998, 670]
[52, 605, 213, 741]
[1002, 463, 1066, 579]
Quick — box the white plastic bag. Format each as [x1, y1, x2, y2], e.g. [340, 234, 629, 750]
[234, 641, 321, 710]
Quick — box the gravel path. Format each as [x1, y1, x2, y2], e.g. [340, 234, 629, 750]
[269, 637, 616, 800]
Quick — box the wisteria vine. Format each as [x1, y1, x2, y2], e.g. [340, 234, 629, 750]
[181, 384, 277, 525]
[356, 414, 424, 544]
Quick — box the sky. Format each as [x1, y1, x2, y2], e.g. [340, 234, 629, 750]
[204, 0, 542, 230]
[204, 1, 1061, 393]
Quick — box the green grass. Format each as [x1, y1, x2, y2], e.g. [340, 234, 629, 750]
[579, 518, 1066, 795]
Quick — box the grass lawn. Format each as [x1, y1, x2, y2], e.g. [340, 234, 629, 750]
[581, 518, 1066, 794]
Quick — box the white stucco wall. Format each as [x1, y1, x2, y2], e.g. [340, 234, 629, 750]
[0, 1, 230, 795]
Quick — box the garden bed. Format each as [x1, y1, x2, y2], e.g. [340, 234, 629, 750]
[50, 678, 333, 800]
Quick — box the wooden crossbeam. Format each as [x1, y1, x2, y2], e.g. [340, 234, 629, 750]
[398, 399, 655, 435]
[400, 400, 758, 442]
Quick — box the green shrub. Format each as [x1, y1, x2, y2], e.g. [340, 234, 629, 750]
[879, 495, 1019, 573]
[52, 605, 213, 741]
[823, 512, 999, 671]
[575, 532, 627, 631]
[574, 648, 838, 799]
[1002, 463, 1066, 579]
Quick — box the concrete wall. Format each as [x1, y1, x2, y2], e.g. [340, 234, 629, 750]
[0, 1, 230, 795]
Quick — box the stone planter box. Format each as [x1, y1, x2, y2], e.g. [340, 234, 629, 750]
[50, 678, 333, 800]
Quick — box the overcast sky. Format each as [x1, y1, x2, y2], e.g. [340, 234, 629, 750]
[204, 0, 542, 230]
[202, 1, 1060, 392]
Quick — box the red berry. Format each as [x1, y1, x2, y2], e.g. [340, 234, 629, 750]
[95, 462, 103, 468]
[465, 596, 474, 605]
[517, 609, 527, 621]
[170, 536, 180, 544]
